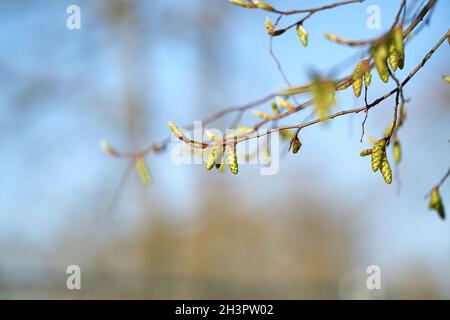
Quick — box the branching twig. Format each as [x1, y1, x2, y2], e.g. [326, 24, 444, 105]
[180, 29, 449, 149]
[266, 0, 365, 16]
[108, 0, 438, 159]
[103, 0, 446, 219]
[435, 167, 450, 189]
[404, 0, 436, 38]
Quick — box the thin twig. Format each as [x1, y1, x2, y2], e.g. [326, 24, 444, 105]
[105, 159, 134, 219]
[387, 68, 405, 144]
[436, 167, 450, 189]
[425, 166, 450, 199]
[270, 0, 364, 16]
[322, 0, 407, 47]
[269, 15, 292, 87]
[360, 82, 369, 142]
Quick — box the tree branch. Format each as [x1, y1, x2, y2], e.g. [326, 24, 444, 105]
[105, 0, 441, 157]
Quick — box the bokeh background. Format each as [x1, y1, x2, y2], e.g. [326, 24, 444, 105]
[0, 0, 449, 299]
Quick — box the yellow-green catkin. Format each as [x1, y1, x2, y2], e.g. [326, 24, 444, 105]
[393, 138, 401, 164]
[135, 156, 151, 184]
[371, 139, 386, 172]
[429, 187, 445, 220]
[373, 44, 389, 83]
[310, 77, 336, 121]
[100, 139, 118, 157]
[206, 146, 222, 171]
[229, 0, 256, 9]
[296, 24, 308, 47]
[324, 33, 339, 42]
[265, 17, 274, 35]
[253, 110, 273, 120]
[352, 60, 368, 97]
[380, 154, 392, 184]
[360, 148, 373, 157]
[167, 120, 184, 140]
[364, 70, 372, 87]
[236, 126, 254, 134]
[227, 144, 238, 174]
[388, 44, 399, 71]
[276, 97, 296, 111]
[393, 27, 404, 69]
[251, 0, 274, 11]
[336, 79, 352, 91]
[271, 101, 281, 116]
[216, 154, 226, 173]
[352, 78, 363, 97]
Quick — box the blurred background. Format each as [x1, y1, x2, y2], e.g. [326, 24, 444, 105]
[0, 0, 449, 299]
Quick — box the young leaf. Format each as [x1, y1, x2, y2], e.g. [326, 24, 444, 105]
[135, 156, 151, 185]
[296, 24, 308, 47]
[429, 187, 445, 220]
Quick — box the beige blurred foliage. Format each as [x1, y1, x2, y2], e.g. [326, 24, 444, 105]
[6, 188, 436, 300]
